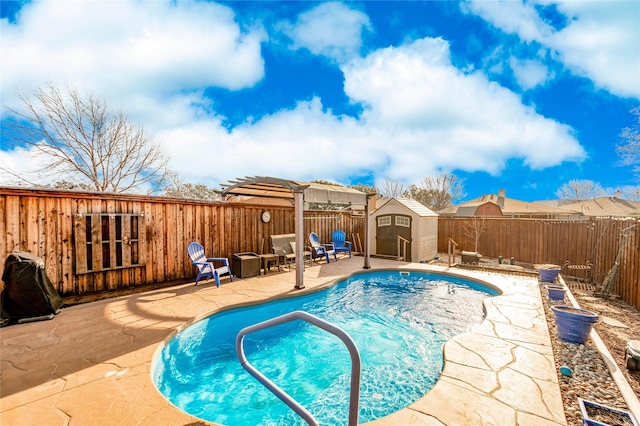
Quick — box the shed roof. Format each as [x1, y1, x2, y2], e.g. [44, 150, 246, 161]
[376, 198, 438, 217]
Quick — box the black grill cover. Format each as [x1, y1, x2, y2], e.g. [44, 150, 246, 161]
[1, 252, 62, 325]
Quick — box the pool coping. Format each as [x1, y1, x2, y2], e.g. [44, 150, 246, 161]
[0, 258, 566, 425]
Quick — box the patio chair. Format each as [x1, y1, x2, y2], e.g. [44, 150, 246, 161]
[308, 232, 337, 263]
[187, 242, 233, 287]
[271, 234, 296, 269]
[331, 230, 352, 258]
[290, 242, 313, 268]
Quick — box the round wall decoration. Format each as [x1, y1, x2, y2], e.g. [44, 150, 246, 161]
[261, 210, 271, 223]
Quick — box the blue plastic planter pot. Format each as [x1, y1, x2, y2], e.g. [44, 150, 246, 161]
[539, 268, 561, 283]
[578, 398, 639, 426]
[551, 305, 599, 344]
[627, 340, 640, 371]
[546, 285, 567, 301]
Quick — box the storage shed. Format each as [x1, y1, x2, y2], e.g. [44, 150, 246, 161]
[370, 198, 438, 262]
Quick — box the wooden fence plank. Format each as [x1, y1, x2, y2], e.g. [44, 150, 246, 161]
[165, 203, 176, 281]
[59, 197, 73, 293]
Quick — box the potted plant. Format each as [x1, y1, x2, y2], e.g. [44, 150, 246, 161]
[537, 264, 562, 283]
[546, 284, 567, 301]
[578, 398, 639, 426]
[551, 305, 599, 344]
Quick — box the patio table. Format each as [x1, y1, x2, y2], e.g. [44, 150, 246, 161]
[259, 253, 280, 275]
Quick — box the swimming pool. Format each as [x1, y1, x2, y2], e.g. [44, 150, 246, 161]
[152, 270, 500, 425]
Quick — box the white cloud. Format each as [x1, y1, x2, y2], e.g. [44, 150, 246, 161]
[0, 146, 43, 186]
[159, 97, 384, 185]
[341, 37, 585, 177]
[510, 57, 552, 90]
[463, 0, 640, 99]
[461, 0, 553, 42]
[0, 2, 587, 192]
[280, 2, 372, 63]
[162, 37, 585, 187]
[0, 1, 266, 110]
[549, 1, 639, 99]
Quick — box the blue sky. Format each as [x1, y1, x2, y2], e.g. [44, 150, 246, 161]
[1, 0, 639, 202]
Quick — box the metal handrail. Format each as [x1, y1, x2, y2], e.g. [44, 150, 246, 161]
[236, 310, 361, 426]
[448, 238, 459, 267]
[397, 235, 410, 261]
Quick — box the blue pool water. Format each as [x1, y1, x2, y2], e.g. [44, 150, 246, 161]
[152, 270, 499, 425]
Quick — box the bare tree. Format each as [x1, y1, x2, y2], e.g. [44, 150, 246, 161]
[555, 179, 605, 201]
[379, 178, 405, 198]
[348, 183, 379, 196]
[617, 186, 640, 201]
[404, 184, 428, 204]
[617, 106, 640, 177]
[404, 173, 465, 210]
[2, 83, 170, 193]
[311, 179, 342, 186]
[462, 216, 487, 252]
[163, 182, 219, 200]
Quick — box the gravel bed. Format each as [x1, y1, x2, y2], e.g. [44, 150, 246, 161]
[541, 283, 636, 426]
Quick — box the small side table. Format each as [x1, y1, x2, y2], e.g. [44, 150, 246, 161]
[232, 252, 261, 278]
[259, 254, 280, 275]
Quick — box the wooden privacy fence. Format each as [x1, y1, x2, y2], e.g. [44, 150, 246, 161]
[0, 187, 364, 297]
[438, 217, 640, 310]
[3, 187, 638, 310]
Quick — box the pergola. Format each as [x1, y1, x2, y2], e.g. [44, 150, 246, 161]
[220, 176, 373, 289]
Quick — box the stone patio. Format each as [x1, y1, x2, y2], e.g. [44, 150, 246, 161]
[0, 257, 566, 425]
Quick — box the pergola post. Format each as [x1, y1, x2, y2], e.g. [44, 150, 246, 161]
[293, 188, 305, 289]
[363, 192, 374, 269]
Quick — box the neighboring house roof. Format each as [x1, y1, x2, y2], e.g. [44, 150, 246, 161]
[439, 191, 579, 217]
[375, 197, 438, 217]
[558, 197, 640, 217]
[535, 199, 581, 208]
[436, 204, 459, 215]
[453, 206, 483, 217]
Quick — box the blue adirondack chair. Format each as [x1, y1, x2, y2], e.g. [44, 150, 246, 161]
[187, 242, 233, 287]
[331, 230, 352, 258]
[308, 232, 337, 263]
